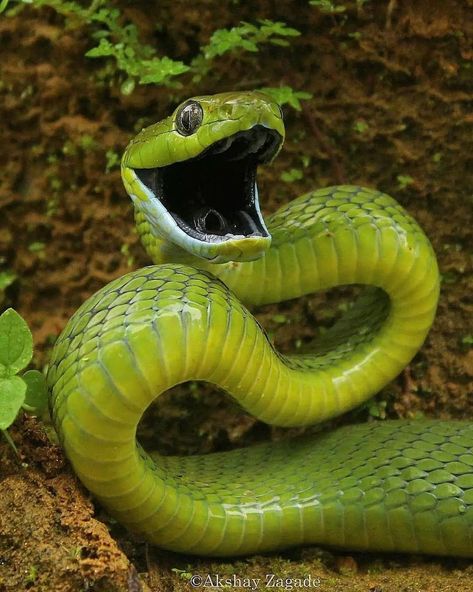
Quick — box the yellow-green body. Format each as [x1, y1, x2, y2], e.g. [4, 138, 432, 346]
[48, 93, 473, 557]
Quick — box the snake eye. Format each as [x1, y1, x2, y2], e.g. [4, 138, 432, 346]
[175, 100, 204, 136]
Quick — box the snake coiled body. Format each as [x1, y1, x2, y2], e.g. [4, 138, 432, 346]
[48, 93, 473, 557]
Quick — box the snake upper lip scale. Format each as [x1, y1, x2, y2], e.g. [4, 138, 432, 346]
[48, 91, 473, 558]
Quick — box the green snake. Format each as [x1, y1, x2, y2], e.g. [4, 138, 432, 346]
[48, 91, 473, 557]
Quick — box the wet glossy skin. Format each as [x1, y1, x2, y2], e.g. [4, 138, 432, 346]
[48, 92, 473, 557]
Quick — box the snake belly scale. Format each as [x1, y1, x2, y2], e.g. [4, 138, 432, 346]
[48, 92, 473, 557]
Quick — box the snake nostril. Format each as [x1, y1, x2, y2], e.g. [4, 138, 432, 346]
[195, 207, 228, 235]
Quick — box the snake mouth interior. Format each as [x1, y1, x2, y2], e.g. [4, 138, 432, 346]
[133, 125, 282, 242]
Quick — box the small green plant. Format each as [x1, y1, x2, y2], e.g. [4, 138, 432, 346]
[201, 20, 300, 59]
[171, 568, 193, 582]
[86, 40, 189, 94]
[28, 241, 46, 260]
[49, 176, 62, 192]
[367, 398, 387, 419]
[6, 3, 309, 110]
[280, 168, 304, 183]
[25, 565, 38, 585]
[0, 271, 17, 291]
[348, 31, 362, 40]
[5, 0, 189, 93]
[78, 134, 97, 151]
[68, 545, 83, 559]
[460, 335, 473, 347]
[396, 174, 414, 190]
[0, 309, 48, 452]
[353, 120, 369, 134]
[260, 86, 312, 111]
[309, 0, 347, 14]
[86, 11, 300, 92]
[0, 271, 17, 306]
[105, 149, 120, 172]
[271, 314, 289, 324]
[28, 241, 46, 253]
[191, 20, 300, 84]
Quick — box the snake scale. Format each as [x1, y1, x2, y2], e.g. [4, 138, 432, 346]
[48, 92, 473, 557]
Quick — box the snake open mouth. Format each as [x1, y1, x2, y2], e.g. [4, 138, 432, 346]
[134, 125, 282, 242]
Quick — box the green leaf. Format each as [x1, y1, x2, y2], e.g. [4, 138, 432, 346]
[353, 120, 369, 134]
[0, 271, 17, 291]
[138, 57, 190, 85]
[0, 309, 33, 377]
[22, 370, 48, 413]
[28, 241, 45, 253]
[367, 399, 387, 419]
[281, 168, 304, 183]
[85, 38, 115, 58]
[397, 174, 414, 189]
[461, 335, 473, 346]
[120, 78, 135, 95]
[310, 0, 347, 13]
[0, 376, 26, 429]
[202, 20, 299, 60]
[260, 86, 313, 111]
[0, 0, 9, 15]
[259, 20, 300, 37]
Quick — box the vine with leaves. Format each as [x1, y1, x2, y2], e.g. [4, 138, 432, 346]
[2, 0, 313, 109]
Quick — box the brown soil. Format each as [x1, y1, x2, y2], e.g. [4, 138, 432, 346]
[0, 1, 472, 591]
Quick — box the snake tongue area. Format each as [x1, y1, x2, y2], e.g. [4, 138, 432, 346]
[134, 125, 281, 242]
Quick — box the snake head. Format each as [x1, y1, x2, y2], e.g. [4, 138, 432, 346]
[121, 91, 285, 263]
